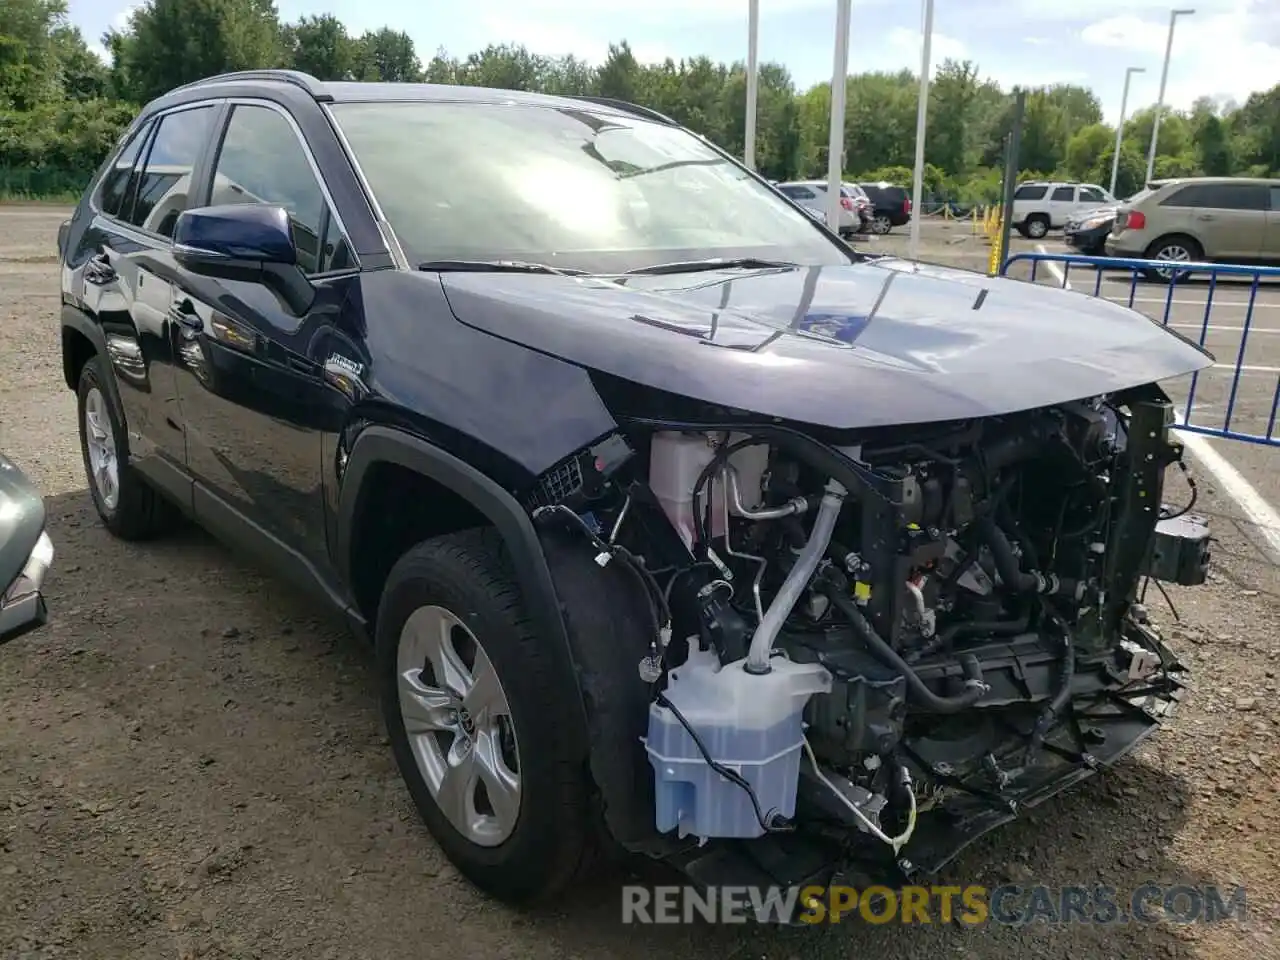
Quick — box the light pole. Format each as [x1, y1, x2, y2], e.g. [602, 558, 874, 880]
[824, 0, 852, 231]
[745, 0, 759, 170]
[1145, 8, 1194, 185]
[907, 0, 934, 261]
[1110, 66, 1145, 197]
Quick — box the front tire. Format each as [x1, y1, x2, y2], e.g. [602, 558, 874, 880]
[76, 356, 178, 540]
[376, 529, 597, 904]
[1024, 215, 1049, 239]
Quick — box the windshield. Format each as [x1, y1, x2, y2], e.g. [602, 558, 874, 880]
[328, 101, 851, 274]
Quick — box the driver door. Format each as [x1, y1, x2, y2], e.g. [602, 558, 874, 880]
[167, 100, 360, 572]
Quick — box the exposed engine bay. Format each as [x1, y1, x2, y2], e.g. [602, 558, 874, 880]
[526, 382, 1211, 890]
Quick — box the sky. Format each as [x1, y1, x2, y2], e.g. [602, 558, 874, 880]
[67, 0, 1280, 125]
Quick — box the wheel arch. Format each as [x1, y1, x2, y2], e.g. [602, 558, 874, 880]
[336, 425, 589, 758]
[60, 307, 120, 410]
[1145, 231, 1205, 258]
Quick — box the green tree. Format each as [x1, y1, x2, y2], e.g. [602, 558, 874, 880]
[282, 14, 356, 80]
[1064, 123, 1114, 180]
[107, 0, 281, 104]
[0, 0, 69, 109]
[354, 27, 421, 82]
[596, 41, 641, 102]
[1193, 113, 1231, 176]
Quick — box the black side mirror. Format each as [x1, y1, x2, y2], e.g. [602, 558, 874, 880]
[172, 203, 315, 315]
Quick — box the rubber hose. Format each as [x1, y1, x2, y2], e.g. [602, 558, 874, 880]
[823, 584, 989, 713]
[977, 515, 1039, 592]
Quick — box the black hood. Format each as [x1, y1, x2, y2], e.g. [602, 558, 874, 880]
[435, 257, 1213, 430]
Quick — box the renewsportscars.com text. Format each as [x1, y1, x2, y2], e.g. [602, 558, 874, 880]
[621, 883, 1249, 926]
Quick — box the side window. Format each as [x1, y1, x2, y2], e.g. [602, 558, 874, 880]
[1080, 187, 1106, 203]
[1271, 186, 1280, 212]
[1051, 186, 1075, 202]
[209, 104, 353, 274]
[1162, 184, 1214, 207]
[1015, 185, 1047, 200]
[123, 105, 217, 237]
[98, 121, 154, 217]
[1208, 184, 1269, 211]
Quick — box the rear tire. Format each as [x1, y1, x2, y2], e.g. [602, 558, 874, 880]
[76, 356, 179, 541]
[871, 214, 892, 235]
[1143, 235, 1202, 283]
[376, 528, 597, 905]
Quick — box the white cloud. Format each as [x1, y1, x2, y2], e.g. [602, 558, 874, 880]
[1081, 5, 1280, 112]
[887, 26, 965, 76]
[1018, 0, 1236, 21]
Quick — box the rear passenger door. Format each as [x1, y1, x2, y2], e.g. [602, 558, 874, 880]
[66, 103, 221, 500]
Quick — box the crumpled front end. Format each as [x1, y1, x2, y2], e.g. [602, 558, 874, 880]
[524, 373, 1210, 895]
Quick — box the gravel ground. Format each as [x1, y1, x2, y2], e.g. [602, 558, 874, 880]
[2, 207, 1279, 960]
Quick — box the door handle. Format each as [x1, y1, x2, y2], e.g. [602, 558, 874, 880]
[84, 252, 116, 285]
[1196, 214, 1216, 221]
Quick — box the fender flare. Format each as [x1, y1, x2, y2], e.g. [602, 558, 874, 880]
[335, 425, 589, 756]
[60, 306, 125, 416]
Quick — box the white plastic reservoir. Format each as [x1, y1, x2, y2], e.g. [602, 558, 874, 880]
[645, 645, 832, 840]
[648, 432, 770, 550]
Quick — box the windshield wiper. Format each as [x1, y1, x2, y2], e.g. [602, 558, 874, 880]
[623, 257, 801, 276]
[417, 259, 587, 276]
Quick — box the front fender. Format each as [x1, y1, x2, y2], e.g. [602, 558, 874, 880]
[335, 425, 590, 759]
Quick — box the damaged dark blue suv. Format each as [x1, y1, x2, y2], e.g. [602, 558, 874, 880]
[57, 69, 1214, 908]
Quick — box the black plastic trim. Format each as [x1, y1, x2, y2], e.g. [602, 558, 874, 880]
[336, 425, 589, 753]
[192, 481, 364, 633]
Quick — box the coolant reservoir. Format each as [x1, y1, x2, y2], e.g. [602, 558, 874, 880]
[644, 645, 832, 840]
[648, 432, 769, 549]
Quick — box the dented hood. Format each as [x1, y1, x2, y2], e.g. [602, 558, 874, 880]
[436, 257, 1214, 430]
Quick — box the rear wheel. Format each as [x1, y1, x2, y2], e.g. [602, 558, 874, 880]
[76, 356, 179, 540]
[871, 213, 892, 235]
[1143, 235, 1202, 283]
[376, 529, 597, 904]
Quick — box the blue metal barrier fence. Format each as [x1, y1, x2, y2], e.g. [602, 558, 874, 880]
[1000, 252, 1280, 449]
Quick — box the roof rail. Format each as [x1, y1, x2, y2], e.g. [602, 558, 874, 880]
[167, 69, 331, 101]
[568, 95, 676, 125]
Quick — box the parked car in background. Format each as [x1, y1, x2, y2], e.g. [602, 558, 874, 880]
[1106, 176, 1280, 281]
[0, 453, 54, 646]
[1013, 181, 1116, 239]
[775, 180, 861, 237]
[842, 182, 875, 233]
[858, 180, 912, 234]
[1063, 203, 1118, 255]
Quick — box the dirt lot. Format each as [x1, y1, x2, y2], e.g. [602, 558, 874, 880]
[2, 207, 1279, 959]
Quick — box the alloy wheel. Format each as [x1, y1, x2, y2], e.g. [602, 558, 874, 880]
[1153, 243, 1193, 279]
[396, 604, 521, 847]
[873, 215, 891, 234]
[1027, 219, 1048, 239]
[83, 387, 119, 511]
